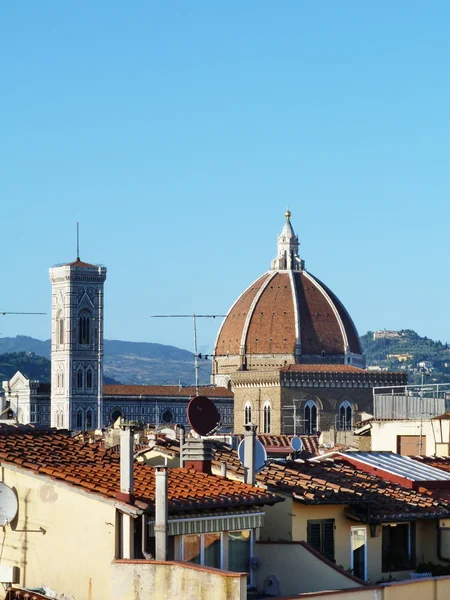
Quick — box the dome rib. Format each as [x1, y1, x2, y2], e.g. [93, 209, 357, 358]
[240, 272, 276, 351]
[302, 271, 349, 353]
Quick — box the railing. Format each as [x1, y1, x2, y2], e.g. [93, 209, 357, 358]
[373, 383, 450, 420]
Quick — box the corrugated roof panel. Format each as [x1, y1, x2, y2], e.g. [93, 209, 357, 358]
[341, 451, 450, 482]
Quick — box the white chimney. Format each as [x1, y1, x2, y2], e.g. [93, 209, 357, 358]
[155, 465, 168, 560]
[117, 424, 135, 504]
[244, 423, 257, 485]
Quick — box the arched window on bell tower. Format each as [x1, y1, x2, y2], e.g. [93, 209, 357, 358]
[339, 400, 352, 431]
[77, 369, 84, 391]
[244, 402, 252, 425]
[78, 311, 91, 345]
[86, 368, 93, 391]
[57, 310, 64, 346]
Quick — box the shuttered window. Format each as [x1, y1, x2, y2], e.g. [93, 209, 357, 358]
[307, 519, 335, 562]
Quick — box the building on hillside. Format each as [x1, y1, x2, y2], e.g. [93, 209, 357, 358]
[373, 330, 401, 341]
[212, 212, 407, 437]
[1, 373, 234, 431]
[0, 424, 280, 599]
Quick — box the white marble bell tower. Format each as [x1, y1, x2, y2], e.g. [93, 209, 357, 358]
[49, 257, 107, 430]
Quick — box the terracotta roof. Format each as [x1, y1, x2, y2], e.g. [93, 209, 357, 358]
[211, 444, 450, 522]
[236, 434, 320, 457]
[215, 270, 362, 358]
[281, 364, 364, 373]
[103, 385, 233, 398]
[64, 258, 99, 268]
[0, 426, 280, 512]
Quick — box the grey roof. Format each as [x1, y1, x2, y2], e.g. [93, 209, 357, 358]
[340, 451, 450, 482]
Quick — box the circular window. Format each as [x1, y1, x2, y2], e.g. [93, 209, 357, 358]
[161, 408, 174, 424]
[111, 408, 123, 423]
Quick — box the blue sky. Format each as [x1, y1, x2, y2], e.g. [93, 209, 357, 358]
[1, 1, 449, 353]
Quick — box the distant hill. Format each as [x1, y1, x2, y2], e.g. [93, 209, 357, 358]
[361, 329, 450, 384]
[0, 336, 211, 385]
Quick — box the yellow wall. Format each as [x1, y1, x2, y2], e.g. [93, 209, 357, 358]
[255, 542, 362, 596]
[111, 560, 246, 600]
[1, 465, 117, 600]
[296, 576, 450, 600]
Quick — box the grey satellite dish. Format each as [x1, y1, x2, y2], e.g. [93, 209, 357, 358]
[291, 435, 302, 452]
[237, 439, 267, 472]
[0, 483, 18, 526]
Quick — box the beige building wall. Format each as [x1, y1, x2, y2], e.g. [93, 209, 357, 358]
[254, 541, 362, 596]
[370, 420, 450, 455]
[233, 385, 282, 434]
[1, 465, 118, 600]
[110, 560, 247, 600]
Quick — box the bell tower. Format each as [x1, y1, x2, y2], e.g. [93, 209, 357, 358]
[49, 258, 107, 430]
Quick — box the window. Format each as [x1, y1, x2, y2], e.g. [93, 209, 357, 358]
[77, 370, 83, 390]
[182, 533, 222, 569]
[382, 523, 415, 572]
[76, 410, 83, 430]
[304, 400, 318, 435]
[339, 400, 352, 431]
[307, 519, 335, 562]
[263, 402, 271, 434]
[244, 402, 252, 425]
[78, 311, 91, 345]
[30, 404, 38, 424]
[57, 312, 64, 346]
[111, 408, 123, 423]
[86, 409, 94, 430]
[228, 530, 251, 572]
[86, 369, 93, 390]
[161, 408, 174, 424]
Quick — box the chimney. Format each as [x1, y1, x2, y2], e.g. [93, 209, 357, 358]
[183, 438, 214, 474]
[155, 465, 168, 561]
[178, 425, 185, 468]
[221, 461, 227, 478]
[244, 423, 257, 485]
[116, 424, 135, 504]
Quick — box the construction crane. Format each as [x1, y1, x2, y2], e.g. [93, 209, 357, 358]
[150, 314, 226, 395]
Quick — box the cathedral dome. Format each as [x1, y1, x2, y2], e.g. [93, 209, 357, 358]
[213, 213, 364, 385]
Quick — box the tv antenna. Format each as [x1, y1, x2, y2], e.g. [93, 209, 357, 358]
[1, 312, 46, 316]
[150, 314, 226, 395]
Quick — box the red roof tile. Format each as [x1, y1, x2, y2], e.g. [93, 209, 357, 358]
[0, 426, 279, 512]
[104, 385, 233, 398]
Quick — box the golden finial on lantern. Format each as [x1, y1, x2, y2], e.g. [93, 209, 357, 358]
[285, 209, 291, 219]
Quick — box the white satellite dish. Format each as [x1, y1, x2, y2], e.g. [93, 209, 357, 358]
[290, 435, 303, 452]
[237, 439, 267, 472]
[0, 483, 18, 526]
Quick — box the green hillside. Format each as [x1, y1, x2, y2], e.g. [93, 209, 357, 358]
[361, 330, 450, 384]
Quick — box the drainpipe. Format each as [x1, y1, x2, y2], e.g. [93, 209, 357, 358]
[155, 465, 168, 561]
[244, 423, 257, 485]
[179, 425, 185, 468]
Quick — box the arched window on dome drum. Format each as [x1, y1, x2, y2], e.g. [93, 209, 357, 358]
[78, 311, 91, 345]
[263, 402, 271, 434]
[86, 409, 93, 430]
[77, 370, 83, 391]
[339, 401, 352, 431]
[244, 402, 252, 425]
[304, 400, 318, 435]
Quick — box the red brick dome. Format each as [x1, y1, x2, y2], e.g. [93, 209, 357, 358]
[213, 213, 364, 381]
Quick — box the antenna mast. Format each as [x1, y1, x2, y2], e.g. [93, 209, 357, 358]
[150, 314, 226, 396]
[76, 222, 80, 260]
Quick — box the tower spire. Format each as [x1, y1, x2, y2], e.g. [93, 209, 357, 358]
[271, 210, 304, 271]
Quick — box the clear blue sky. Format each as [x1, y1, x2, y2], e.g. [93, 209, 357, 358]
[1, 1, 449, 353]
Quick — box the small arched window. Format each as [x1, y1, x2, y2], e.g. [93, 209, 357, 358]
[78, 311, 91, 345]
[244, 402, 252, 425]
[86, 369, 93, 390]
[76, 410, 83, 430]
[86, 409, 94, 430]
[263, 402, 271, 434]
[77, 370, 83, 390]
[304, 400, 318, 435]
[57, 311, 64, 346]
[339, 400, 352, 431]
[111, 408, 123, 423]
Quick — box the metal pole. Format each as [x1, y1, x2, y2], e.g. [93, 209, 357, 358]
[193, 314, 199, 396]
[97, 287, 103, 430]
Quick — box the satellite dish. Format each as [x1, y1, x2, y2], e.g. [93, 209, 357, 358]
[290, 435, 302, 452]
[237, 439, 267, 472]
[187, 396, 221, 436]
[0, 484, 18, 526]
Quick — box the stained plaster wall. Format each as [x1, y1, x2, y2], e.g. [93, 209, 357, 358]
[0, 465, 117, 600]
